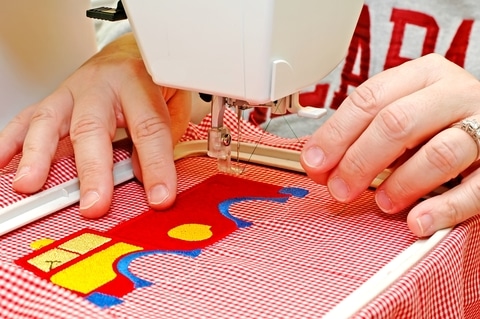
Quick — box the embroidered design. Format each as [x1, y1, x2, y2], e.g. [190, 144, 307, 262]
[167, 223, 213, 241]
[16, 174, 308, 308]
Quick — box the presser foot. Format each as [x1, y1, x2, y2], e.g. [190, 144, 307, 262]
[218, 156, 245, 175]
[208, 96, 246, 175]
[207, 127, 245, 175]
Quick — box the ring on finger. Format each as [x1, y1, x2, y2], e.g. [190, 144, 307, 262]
[451, 118, 480, 161]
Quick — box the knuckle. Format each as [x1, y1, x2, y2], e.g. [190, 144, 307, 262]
[468, 182, 480, 211]
[131, 116, 170, 144]
[77, 159, 106, 182]
[442, 197, 465, 226]
[376, 106, 413, 142]
[142, 152, 171, 171]
[322, 120, 348, 146]
[441, 181, 480, 227]
[9, 111, 31, 127]
[30, 107, 58, 124]
[22, 141, 44, 155]
[1, 113, 31, 139]
[388, 175, 416, 202]
[423, 138, 461, 176]
[419, 53, 447, 74]
[70, 116, 104, 143]
[7, 116, 26, 130]
[348, 81, 384, 116]
[341, 151, 370, 178]
[423, 52, 444, 64]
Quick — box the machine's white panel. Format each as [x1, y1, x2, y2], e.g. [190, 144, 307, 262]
[124, 0, 248, 101]
[267, 0, 363, 101]
[123, 0, 363, 104]
[0, 0, 97, 130]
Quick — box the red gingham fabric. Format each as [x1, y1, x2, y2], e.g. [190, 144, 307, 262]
[1, 110, 479, 318]
[0, 139, 132, 209]
[0, 262, 116, 319]
[179, 108, 309, 152]
[357, 215, 480, 318]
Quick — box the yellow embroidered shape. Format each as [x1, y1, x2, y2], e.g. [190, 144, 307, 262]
[167, 223, 213, 242]
[59, 233, 111, 254]
[50, 242, 142, 294]
[30, 238, 56, 251]
[28, 248, 79, 272]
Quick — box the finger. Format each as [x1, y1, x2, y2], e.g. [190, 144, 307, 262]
[300, 54, 470, 183]
[12, 89, 74, 193]
[121, 81, 178, 211]
[326, 73, 480, 203]
[375, 127, 477, 214]
[407, 172, 480, 237]
[460, 160, 480, 182]
[165, 89, 191, 143]
[0, 105, 36, 168]
[70, 88, 117, 219]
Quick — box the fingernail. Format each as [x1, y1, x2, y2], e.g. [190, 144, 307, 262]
[80, 191, 100, 210]
[14, 166, 31, 182]
[302, 146, 325, 168]
[375, 190, 393, 213]
[149, 184, 169, 205]
[328, 176, 350, 202]
[416, 214, 434, 236]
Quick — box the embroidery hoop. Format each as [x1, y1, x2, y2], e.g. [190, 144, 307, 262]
[0, 138, 452, 318]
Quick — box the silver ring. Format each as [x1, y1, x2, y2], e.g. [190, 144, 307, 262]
[451, 118, 480, 161]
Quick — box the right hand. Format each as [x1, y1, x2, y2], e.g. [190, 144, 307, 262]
[0, 33, 192, 219]
[300, 54, 480, 237]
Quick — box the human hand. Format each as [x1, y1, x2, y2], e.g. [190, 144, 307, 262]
[300, 53, 480, 237]
[0, 33, 191, 219]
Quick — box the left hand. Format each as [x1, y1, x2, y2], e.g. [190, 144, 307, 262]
[300, 53, 480, 237]
[0, 33, 191, 219]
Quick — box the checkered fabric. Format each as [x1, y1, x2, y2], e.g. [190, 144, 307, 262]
[179, 108, 309, 152]
[1, 109, 479, 318]
[0, 261, 116, 319]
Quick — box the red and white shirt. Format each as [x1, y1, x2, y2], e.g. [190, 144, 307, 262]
[300, 0, 480, 110]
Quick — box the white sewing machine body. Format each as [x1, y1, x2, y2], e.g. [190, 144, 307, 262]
[122, 0, 363, 167]
[122, 0, 363, 105]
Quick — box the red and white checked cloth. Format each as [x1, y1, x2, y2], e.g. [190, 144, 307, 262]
[1, 110, 480, 319]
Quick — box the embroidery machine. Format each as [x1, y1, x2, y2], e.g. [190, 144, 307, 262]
[0, 2, 461, 317]
[88, 0, 364, 172]
[0, 0, 363, 237]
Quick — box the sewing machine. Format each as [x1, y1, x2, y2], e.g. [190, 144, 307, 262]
[1, 4, 467, 318]
[88, 0, 363, 172]
[0, 0, 364, 236]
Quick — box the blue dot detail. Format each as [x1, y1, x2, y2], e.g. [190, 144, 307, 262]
[279, 187, 309, 198]
[86, 292, 123, 308]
